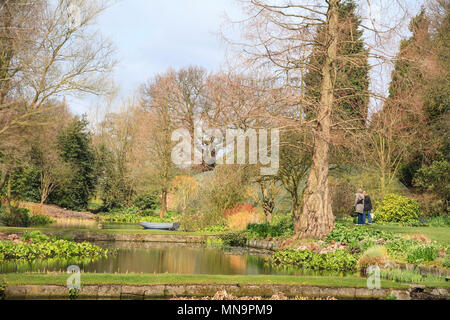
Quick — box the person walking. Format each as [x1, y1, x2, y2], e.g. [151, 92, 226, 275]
[363, 191, 373, 224]
[355, 188, 365, 225]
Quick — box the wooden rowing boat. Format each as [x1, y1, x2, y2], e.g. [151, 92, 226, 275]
[140, 222, 181, 231]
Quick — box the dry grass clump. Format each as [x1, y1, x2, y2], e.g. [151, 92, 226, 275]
[410, 234, 431, 243]
[357, 245, 388, 274]
[17, 202, 48, 216]
[227, 211, 264, 231]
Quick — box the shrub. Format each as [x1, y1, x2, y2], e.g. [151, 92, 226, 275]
[412, 193, 447, 217]
[198, 225, 229, 233]
[384, 238, 418, 259]
[219, 231, 248, 247]
[384, 237, 441, 265]
[224, 203, 256, 218]
[30, 214, 54, 227]
[0, 238, 111, 261]
[132, 192, 159, 210]
[0, 206, 31, 227]
[246, 215, 294, 239]
[406, 245, 439, 265]
[171, 176, 199, 215]
[199, 165, 252, 221]
[357, 246, 388, 273]
[227, 210, 264, 231]
[413, 160, 449, 205]
[272, 249, 358, 272]
[22, 231, 50, 243]
[443, 257, 450, 268]
[374, 194, 422, 223]
[326, 223, 395, 244]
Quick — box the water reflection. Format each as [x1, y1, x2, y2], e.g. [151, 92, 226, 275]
[0, 242, 279, 275]
[0, 242, 353, 276]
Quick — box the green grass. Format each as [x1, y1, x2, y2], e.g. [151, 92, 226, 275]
[1, 273, 426, 289]
[370, 224, 450, 245]
[0, 226, 220, 237]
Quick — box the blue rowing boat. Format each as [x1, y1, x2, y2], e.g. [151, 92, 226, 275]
[140, 222, 181, 231]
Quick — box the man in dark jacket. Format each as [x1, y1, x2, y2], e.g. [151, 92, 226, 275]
[363, 191, 373, 224]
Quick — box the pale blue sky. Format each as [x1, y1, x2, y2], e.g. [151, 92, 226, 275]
[69, 0, 422, 116]
[70, 0, 242, 115]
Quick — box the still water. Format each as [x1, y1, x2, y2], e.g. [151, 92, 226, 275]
[0, 242, 303, 275]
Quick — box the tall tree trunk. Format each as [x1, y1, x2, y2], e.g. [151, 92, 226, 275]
[263, 204, 273, 223]
[295, 1, 339, 239]
[5, 175, 12, 214]
[292, 199, 301, 227]
[160, 190, 168, 218]
[260, 181, 274, 223]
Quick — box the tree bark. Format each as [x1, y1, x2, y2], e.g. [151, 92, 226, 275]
[160, 190, 168, 218]
[295, 1, 338, 239]
[260, 181, 274, 223]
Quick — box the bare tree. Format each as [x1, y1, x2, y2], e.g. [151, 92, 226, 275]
[228, 0, 409, 238]
[140, 72, 180, 218]
[0, 0, 116, 138]
[0, 0, 116, 209]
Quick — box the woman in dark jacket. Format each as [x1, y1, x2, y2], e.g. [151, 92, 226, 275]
[363, 191, 373, 224]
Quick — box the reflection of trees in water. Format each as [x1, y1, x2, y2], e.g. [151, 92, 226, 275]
[84, 246, 254, 274]
[0, 243, 287, 275]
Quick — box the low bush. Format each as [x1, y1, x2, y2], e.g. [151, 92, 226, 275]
[227, 210, 264, 231]
[443, 257, 450, 268]
[374, 194, 422, 223]
[219, 231, 248, 247]
[0, 206, 31, 227]
[412, 193, 447, 218]
[30, 214, 54, 227]
[198, 225, 229, 233]
[413, 160, 449, 207]
[132, 192, 159, 210]
[384, 238, 418, 259]
[272, 249, 358, 272]
[22, 231, 50, 243]
[224, 203, 257, 218]
[357, 246, 388, 273]
[0, 206, 54, 227]
[384, 238, 442, 265]
[326, 223, 395, 244]
[246, 215, 294, 239]
[406, 245, 439, 265]
[0, 232, 111, 262]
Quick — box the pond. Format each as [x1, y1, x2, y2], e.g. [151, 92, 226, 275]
[0, 242, 329, 276]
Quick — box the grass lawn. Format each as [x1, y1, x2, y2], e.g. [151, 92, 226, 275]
[0, 226, 220, 237]
[2, 273, 449, 289]
[0, 273, 425, 289]
[370, 224, 450, 245]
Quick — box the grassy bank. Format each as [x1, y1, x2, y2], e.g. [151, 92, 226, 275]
[0, 226, 220, 237]
[0, 273, 425, 289]
[370, 224, 450, 245]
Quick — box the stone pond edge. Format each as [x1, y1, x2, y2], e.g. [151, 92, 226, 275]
[5, 283, 448, 300]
